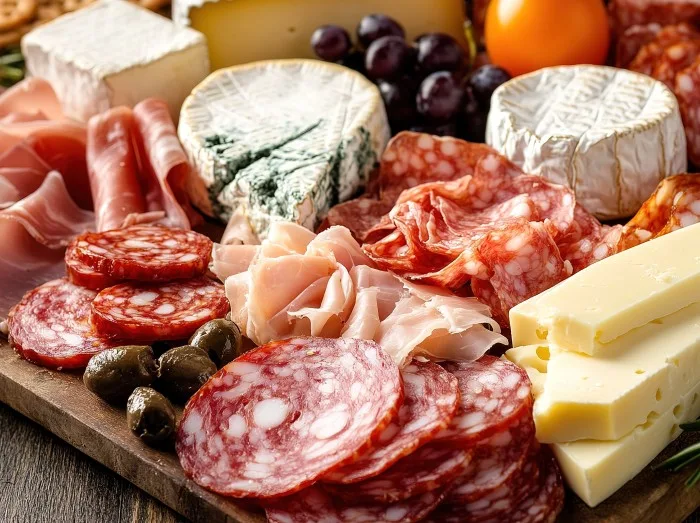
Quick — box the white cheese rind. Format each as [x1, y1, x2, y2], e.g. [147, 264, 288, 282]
[553, 378, 700, 507]
[178, 59, 390, 241]
[22, 0, 210, 122]
[486, 65, 687, 219]
[510, 223, 700, 356]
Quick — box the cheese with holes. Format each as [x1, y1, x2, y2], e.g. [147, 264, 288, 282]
[486, 65, 687, 219]
[179, 59, 390, 241]
[553, 378, 700, 507]
[506, 301, 700, 442]
[172, 0, 468, 71]
[22, 0, 210, 122]
[510, 223, 700, 356]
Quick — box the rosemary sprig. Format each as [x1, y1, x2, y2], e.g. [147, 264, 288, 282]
[0, 47, 24, 88]
[655, 419, 700, 487]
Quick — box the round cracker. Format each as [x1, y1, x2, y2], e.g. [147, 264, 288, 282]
[0, 0, 37, 32]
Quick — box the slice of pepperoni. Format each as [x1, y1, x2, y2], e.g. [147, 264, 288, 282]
[176, 337, 403, 499]
[676, 57, 700, 166]
[65, 240, 117, 291]
[8, 278, 118, 369]
[323, 360, 459, 484]
[651, 40, 700, 89]
[435, 356, 532, 444]
[72, 225, 212, 282]
[447, 416, 536, 503]
[264, 483, 450, 523]
[90, 278, 229, 342]
[325, 441, 471, 503]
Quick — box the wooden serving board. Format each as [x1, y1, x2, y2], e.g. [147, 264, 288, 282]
[0, 340, 698, 523]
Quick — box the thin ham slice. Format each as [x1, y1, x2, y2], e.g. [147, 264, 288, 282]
[0, 78, 63, 121]
[133, 98, 200, 229]
[0, 143, 52, 209]
[87, 106, 148, 232]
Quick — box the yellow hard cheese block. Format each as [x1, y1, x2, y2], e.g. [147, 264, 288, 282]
[510, 223, 700, 356]
[553, 378, 700, 507]
[506, 301, 700, 442]
[176, 0, 468, 70]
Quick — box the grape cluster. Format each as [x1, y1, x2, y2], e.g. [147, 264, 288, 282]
[311, 14, 512, 141]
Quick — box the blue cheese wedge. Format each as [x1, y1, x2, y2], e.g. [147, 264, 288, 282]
[22, 0, 210, 122]
[486, 65, 687, 219]
[179, 59, 390, 241]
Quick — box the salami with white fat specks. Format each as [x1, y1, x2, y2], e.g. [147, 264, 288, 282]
[325, 442, 471, 503]
[176, 337, 403, 499]
[90, 278, 229, 341]
[676, 57, 700, 166]
[435, 356, 532, 444]
[65, 240, 117, 290]
[72, 225, 212, 282]
[264, 483, 451, 523]
[8, 278, 117, 369]
[323, 360, 459, 485]
[616, 23, 662, 67]
[446, 416, 536, 504]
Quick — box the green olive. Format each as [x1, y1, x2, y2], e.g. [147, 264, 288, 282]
[126, 387, 176, 446]
[157, 345, 217, 403]
[83, 345, 157, 405]
[189, 319, 243, 368]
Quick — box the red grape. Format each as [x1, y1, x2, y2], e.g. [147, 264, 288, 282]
[416, 72, 464, 122]
[365, 36, 412, 80]
[357, 14, 405, 49]
[458, 86, 487, 142]
[379, 80, 418, 130]
[416, 33, 466, 73]
[469, 65, 511, 107]
[311, 25, 352, 62]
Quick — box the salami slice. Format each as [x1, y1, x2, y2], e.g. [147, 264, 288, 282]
[676, 57, 700, 166]
[8, 278, 117, 369]
[435, 356, 532, 444]
[176, 337, 403, 498]
[72, 225, 212, 282]
[629, 23, 700, 76]
[610, 1, 700, 34]
[90, 278, 229, 341]
[325, 442, 471, 503]
[507, 448, 564, 523]
[324, 360, 459, 484]
[446, 415, 536, 504]
[651, 40, 700, 88]
[264, 483, 450, 523]
[616, 23, 662, 68]
[65, 240, 117, 290]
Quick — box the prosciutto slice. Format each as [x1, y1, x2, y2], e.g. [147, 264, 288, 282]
[87, 107, 148, 231]
[217, 222, 506, 366]
[0, 78, 63, 122]
[0, 143, 52, 208]
[133, 98, 200, 229]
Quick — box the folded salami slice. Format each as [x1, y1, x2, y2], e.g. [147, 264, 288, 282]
[90, 278, 229, 341]
[447, 415, 536, 504]
[65, 240, 117, 291]
[72, 225, 212, 282]
[323, 360, 459, 484]
[176, 337, 403, 498]
[435, 356, 532, 444]
[8, 278, 117, 369]
[325, 441, 470, 504]
[264, 483, 451, 523]
[508, 448, 564, 523]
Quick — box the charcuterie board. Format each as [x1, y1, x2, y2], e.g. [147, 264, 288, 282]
[0, 340, 698, 523]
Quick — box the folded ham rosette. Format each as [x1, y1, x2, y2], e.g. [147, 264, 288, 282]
[213, 222, 506, 367]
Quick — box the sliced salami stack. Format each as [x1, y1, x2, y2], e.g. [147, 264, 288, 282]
[174, 346, 564, 523]
[8, 225, 226, 368]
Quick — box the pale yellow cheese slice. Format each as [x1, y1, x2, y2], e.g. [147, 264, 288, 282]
[510, 223, 700, 356]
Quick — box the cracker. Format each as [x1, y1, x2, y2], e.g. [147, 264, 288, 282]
[0, 0, 37, 32]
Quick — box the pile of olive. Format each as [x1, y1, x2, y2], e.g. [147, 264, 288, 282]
[83, 318, 244, 447]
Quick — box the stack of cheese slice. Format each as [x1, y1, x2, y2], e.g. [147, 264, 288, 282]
[507, 222, 700, 507]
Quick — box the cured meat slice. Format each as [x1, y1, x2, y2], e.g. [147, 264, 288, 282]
[0, 143, 52, 209]
[90, 277, 228, 342]
[324, 360, 460, 484]
[436, 356, 532, 444]
[65, 240, 117, 291]
[320, 197, 395, 243]
[676, 57, 700, 166]
[8, 278, 117, 369]
[73, 225, 212, 282]
[0, 78, 63, 121]
[610, 1, 700, 34]
[652, 40, 700, 88]
[133, 98, 199, 230]
[629, 23, 700, 76]
[176, 337, 403, 498]
[447, 416, 536, 503]
[324, 441, 471, 503]
[87, 107, 148, 232]
[507, 449, 565, 523]
[616, 23, 662, 67]
[264, 484, 450, 523]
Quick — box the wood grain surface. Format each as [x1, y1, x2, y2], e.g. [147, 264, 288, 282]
[0, 340, 699, 523]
